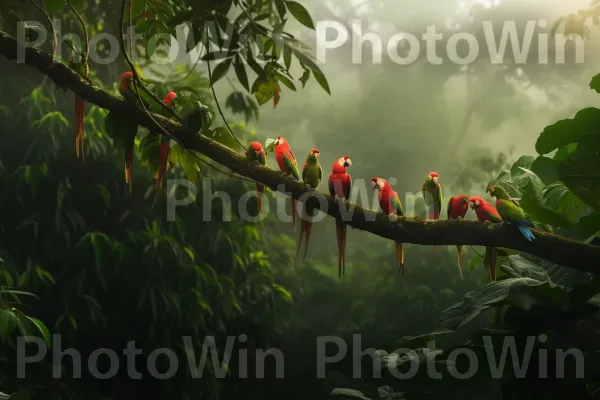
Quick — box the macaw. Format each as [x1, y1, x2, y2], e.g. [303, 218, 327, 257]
[296, 149, 322, 261]
[422, 171, 442, 251]
[273, 136, 300, 232]
[447, 194, 469, 278]
[246, 142, 267, 220]
[328, 156, 352, 278]
[372, 177, 405, 280]
[69, 54, 90, 160]
[155, 91, 178, 191]
[118, 71, 166, 196]
[487, 185, 536, 242]
[469, 196, 503, 281]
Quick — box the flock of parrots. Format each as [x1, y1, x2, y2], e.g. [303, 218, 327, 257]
[70, 72, 536, 282]
[246, 138, 536, 282]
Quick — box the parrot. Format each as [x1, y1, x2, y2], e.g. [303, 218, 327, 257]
[487, 185, 536, 242]
[447, 194, 469, 278]
[328, 156, 352, 278]
[155, 91, 178, 191]
[272, 136, 300, 232]
[69, 54, 90, 160]
[118, 71, 167, 196]
[246, 142, 268, 220]
[469, 195, 503, 281]
[422, 171, 442, 251]
[296, 148, 322, 261]
[372, 177, 405, 280]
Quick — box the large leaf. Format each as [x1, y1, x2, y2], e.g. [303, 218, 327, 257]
[210, 59, 232, 85]
[543, 182, 588, 223]
[558, 145, 600, 212]
[535, 107, 600, 154]
[530, 156, 559, 184]
[512, 168, 571, 228]
[578, 212, 600, 238]
[499, 255, 550, 282]
[170, 144, 200, 182]
[438, 278, 568, 330]
[43, 0, 66, 15]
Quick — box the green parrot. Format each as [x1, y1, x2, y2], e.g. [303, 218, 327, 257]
[487, 185, 536, 241]
[422, 171, 442, 251]
[246, 142, 268, 222]
[296, 148, 322, 261]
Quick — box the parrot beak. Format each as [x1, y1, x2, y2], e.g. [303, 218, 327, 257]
[343, 157, 352, 168]
[468, 201, 475, 209]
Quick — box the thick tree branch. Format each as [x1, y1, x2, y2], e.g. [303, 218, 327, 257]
[1, 31, 599, 272]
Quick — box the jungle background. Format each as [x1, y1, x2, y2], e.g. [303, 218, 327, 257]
[0, 0, 600, 399]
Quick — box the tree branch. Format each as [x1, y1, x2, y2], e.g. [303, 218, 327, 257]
[1, 31, 599, 273]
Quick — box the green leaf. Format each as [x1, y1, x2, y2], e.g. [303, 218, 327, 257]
[438, 278, 568, 330]
[510, 155, 534, 179]
[254, 78, 275, 105]
[233, 56, 250, 91]
[285, 1, 315, 29]
[535, 107, 600, 154]
[558, 145, 600, 212]
[0, 308, 18, 338]
[170, 144, 200, 182]
[330, 388, 371, 400]
[274, 0, 286, 19]
[553, 143, 578, 161]
[210, 58, 232, 85]
[68, 0, 85, 11]
[43, 0, 66, 15]
[530, 156, 559, 184]
[310, 66, 330, 94]
[207, 127, 241, 150]
[8, 391, 30, 400]
[543, 182, 587, 222]
[25, 317, 51, 346]
[590, 72, 600, 93]
[578, 212, 600, 238]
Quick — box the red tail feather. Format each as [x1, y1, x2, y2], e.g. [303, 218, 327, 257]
[125, 144, 134, 197]
[75, 97, 85, 160]
[486, 246, 497, 281]
[156, 141, 169, 190]
[335, 218, 343, 278]
[256, 184, 264, 216]
[340, 222, 347, 275]
[296, 217, 313, 261]
[303, 218, 313, 261]
[456, 245, 464, 278]
[395, 241, 404, 281]
[291, 198, 297, 232]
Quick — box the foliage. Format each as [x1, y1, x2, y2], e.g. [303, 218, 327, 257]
[331, 71, 600, 400]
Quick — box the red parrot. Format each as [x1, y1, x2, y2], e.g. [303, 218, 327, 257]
[273, 136, 300, 232]
[328, 156, 352, 278]
[468, 196, 503, 281]
[246, 142, 267, 220]
[372, 177, 405, 280]
[155, 91, 177, 190]
[69, 57, 88, 160]
[447, 194, 469, 278]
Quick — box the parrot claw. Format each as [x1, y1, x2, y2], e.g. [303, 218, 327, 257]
[457, 216, 462, 221]
[483, 220, 492, 225]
